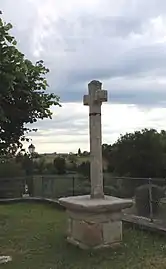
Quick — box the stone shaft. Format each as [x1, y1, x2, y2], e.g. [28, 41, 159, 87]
[89, 81, 103, 199]
[83, 80, 107, 199]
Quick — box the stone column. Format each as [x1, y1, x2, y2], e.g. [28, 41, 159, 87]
[59, 80, 133, 250]
[83, 80, 107, 199]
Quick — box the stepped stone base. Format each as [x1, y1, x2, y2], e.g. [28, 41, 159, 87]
[59, 195, 132, 249]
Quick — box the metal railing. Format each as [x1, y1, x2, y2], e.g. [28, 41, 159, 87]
[1, 174, 166, 225]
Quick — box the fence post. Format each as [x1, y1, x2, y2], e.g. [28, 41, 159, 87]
[51, 177, 54, 199]
[148, 178, 153, 223]
[42, 176, 44, 198]
[72, 177, 75, 196]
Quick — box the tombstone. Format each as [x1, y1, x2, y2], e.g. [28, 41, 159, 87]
[59, 80, 132, 249]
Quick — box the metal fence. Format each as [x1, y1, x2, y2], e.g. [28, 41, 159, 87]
[115, 176, 166, 226]
[1, 174, 166, 227]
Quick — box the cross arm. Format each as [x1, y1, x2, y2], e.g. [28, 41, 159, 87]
[83, 94, 90, 106]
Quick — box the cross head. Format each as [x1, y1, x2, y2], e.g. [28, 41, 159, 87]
[83, 80, 107, 106]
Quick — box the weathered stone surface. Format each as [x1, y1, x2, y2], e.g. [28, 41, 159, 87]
[86, 80, 105, 199]
[67, 217, 123, 249]
[71, 220, 84, 242]
[67, 210, 122, 223]
[67, 237, 89, 249]
[59, 195, 133, 213]
[103, 221, 122, 244]
[58, 80, 133, 250]
[82, 222, 103, 246]
[71, 220, 102, 247]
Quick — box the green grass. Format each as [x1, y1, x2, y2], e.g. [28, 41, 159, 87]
[1, 203, 166, 269]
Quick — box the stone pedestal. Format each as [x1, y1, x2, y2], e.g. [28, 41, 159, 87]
[59, 195, 132, 249]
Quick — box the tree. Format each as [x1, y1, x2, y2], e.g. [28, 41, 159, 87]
[15, 152, 33, 175]
[77, 161, 90, 178]
[102, 144, 111, 159]
[78, 148, 81, 155]
[106, 129, 166, 178]
[82, 151, 89, 156]
[0, 158, 25, 178]
[0, 13, 60, 155]
[68, 153, 77, 164]
[53, 157, 66, 174]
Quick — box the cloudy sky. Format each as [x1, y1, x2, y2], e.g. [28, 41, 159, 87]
[1, 0, 166, 153]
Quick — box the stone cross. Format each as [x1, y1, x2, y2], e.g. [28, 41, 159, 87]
[83, 80, 108, 199]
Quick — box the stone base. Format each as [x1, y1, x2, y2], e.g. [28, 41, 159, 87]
[59, 195, 132, 249]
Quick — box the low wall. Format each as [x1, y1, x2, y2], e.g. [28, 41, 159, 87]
[0, 197, 65, 211]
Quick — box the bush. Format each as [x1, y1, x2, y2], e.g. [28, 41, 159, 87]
[73, 186, 90, 196]
[0, 160, 25, 198]
[53, 157, 66, 174]
[81, 181, 90, 188]
[135, 184, 164, 217]
[0, 161, 25, 178]
[117, 178, 145, 198]
[104, 186, 118, 196]
[77, 161, 90, 178]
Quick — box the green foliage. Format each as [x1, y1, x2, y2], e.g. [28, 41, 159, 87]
[135, 184, 164, 217]
[44, 162, 56, 174]
[0, 14, 60, 155]
[102, 143, 112, 161]
[116, 177, 145, 198]
[0, 159, 25, 198]
[0, 159, 25, 177]
[82, 151, 89, 156]
[103, 129, 166, 178]
[81, 180, 90, 188]
[68, 153, 77, 165]
[104, 185, 118, 196]
[33, 158, 55, 175]
[53, 157, 66, 174]
[77, 161, 90, 178]
[73, 186, 90, 196]
[15, 152, 33, 175]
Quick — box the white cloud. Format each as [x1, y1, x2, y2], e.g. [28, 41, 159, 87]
[2, 0, 166, 153]
[25, 102, 166, 153]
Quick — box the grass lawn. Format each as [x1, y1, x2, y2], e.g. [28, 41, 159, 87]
[1, 204, 166, 269]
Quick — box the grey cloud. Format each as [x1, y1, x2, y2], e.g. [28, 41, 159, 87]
[31, 128, 88, 138]
[104, 0, 166, 19]
[55, 75, 166, 107]
[28, 111, 88, 136]
[50, 41, 166, 107]
[28, 112, 89, 142]
[63, 43, 166, 84]
[1, 0, 166, 108]
[53, 15, 143, 40]
[111, 91, 166, 106]
[36, 137, 88, 144]
[1, 0, 38, 59]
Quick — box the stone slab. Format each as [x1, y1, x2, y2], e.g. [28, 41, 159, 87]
[72, 220, 103, 247]
[103, 221, 122, 244]
[67, 216, 123, 249]
[59, 195, 133, 213]
[67, 210, 122, 223]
